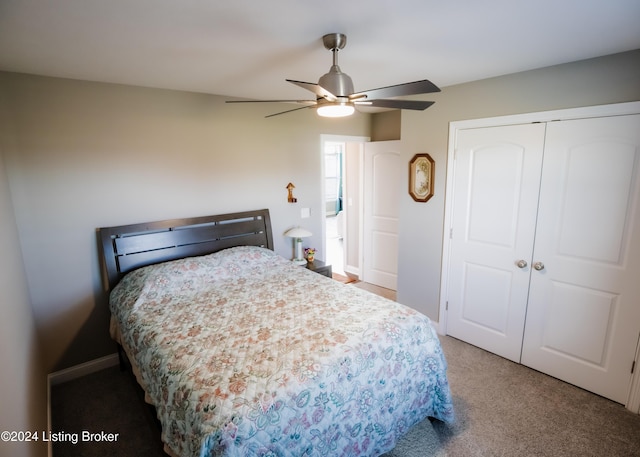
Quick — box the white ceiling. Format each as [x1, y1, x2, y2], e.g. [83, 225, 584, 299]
[1, 0, 639, 102]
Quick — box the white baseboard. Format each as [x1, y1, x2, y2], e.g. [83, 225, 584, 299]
[48, 353, 119, 386]
[343, 265, 360, 277]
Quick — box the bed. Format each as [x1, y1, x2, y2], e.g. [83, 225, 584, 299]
[99, 209, 454, 457]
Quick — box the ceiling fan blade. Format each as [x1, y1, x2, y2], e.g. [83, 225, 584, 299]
[355, 99, 435, 110]
[287, 79, 337, 101]
[351, 79, 440, 101]
[265, 105, 316, 118]
[226, 99, 315, 105]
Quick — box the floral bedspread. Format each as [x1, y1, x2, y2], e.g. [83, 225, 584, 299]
[110, 246, 454, 457]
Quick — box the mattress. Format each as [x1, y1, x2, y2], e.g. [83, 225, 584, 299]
[109, 245, 454, 457]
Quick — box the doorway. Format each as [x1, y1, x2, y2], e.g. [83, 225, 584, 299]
[324, 140, 346, 275]
[320, 135, 368, 279]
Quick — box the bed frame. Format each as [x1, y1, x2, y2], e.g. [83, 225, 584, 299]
[99, 208, 273, 291]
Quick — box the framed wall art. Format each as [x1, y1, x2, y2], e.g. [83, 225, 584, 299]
[409, 153, 435, 202]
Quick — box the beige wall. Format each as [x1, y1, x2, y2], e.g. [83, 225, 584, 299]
[396, 50, 640, 321]
[0, 100, 47, 455]
[0, 73, 370, 372]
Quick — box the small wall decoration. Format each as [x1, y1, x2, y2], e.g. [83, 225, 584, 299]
[286, 182, 297, 203]
[409, 153, 435, 202]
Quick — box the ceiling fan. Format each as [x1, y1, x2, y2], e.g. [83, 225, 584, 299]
[226, 33, 440, 118]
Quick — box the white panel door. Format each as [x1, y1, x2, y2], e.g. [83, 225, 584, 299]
[521, 115, 640, 403]
[446, 124, 546, 362]
[363, 141, 400, 290]
[447, 124, 545, 362]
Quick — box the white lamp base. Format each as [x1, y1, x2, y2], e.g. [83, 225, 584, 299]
[292, 237, 307, 266]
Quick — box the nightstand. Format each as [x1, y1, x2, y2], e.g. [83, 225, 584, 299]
[305, 259, 332, 278]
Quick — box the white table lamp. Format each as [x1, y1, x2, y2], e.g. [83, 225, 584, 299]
[285, 227, 312, 265]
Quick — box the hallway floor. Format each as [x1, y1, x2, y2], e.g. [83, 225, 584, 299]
[325, 214, 396, 301]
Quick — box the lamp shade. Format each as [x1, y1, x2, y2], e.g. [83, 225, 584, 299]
[285, 227, 312, 238]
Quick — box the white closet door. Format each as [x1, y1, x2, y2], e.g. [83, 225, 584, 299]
[521, 115, 640, 403]
[446, 124, 546, 362]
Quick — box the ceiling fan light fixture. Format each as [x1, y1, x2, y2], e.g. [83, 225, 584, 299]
[317, 102, 355, 117]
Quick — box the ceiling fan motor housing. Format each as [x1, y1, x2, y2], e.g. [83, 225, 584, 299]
[318, 65, 354, 98]
[318, 33, 354, 98]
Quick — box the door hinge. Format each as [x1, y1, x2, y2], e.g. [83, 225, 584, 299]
[633, 332, 640, 374]
[446, 301, 449, 311]
[449, 228, 453, 239]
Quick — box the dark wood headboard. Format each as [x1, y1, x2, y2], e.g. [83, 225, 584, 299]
[99, 209, 273, 291]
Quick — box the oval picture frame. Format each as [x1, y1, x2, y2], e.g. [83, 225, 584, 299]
[409, 153, 435, 202]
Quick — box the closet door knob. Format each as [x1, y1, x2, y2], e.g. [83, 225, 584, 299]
[516, 260, 528, 268]
[533, 261, 545, 271]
